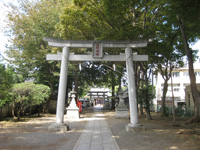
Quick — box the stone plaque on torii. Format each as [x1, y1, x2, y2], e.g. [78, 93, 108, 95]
[44, 37, 150, 132]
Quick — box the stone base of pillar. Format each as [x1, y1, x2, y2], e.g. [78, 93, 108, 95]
[66, 107, 79, 119]
[125, 123, 145, 132]
[115, 108, 129, 119]
[48, 123, 69, 132]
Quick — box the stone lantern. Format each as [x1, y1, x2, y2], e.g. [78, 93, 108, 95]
[115, 90, 129, 119]
[66, 90, 79, 119]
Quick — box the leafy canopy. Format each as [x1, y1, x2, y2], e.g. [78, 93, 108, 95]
[0, 65, 13, 107]
[12, 82, 50, 107]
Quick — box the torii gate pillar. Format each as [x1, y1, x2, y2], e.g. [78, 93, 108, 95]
[56, 47, 69, 123]
[125, 47, 142, 131]
[48, 47, 69, 132]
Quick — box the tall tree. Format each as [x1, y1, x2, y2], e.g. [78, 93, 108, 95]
[148, 3, 186, 116]
[155, 43, 184, 117]
[0, 65, 13, 120]
[5, 0, 69, 111]
[168, 0, 200, 122]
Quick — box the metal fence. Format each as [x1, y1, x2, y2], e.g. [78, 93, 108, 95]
[157, 105, 199, 117]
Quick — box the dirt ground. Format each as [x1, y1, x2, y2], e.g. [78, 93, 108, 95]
[0, 110, 200, 150]
[0, 114, 87, 150]
[106, 111, 200, 150]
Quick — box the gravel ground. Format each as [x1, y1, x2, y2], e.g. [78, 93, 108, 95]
[0, 110, 200, 150]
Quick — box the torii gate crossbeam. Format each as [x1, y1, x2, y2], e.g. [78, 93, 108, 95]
[44, 38, 150, 131]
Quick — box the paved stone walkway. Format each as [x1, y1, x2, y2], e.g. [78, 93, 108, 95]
[73, 112, 120, 150]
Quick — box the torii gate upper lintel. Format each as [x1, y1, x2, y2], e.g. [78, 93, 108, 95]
[43, 37, 151, 48]
[44, 37, 150, 131]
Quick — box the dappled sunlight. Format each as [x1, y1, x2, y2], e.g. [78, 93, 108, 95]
[1, 109, 200, 149]
[112, 135, 120, 139]
[15, 136, 27, 140]
[169, 146, 179, 149]
[93, 113, 105, 117]
[65, 116, 106, 122]
[0, 115, 88, 150]
[83, 117, 105, 120]
[153, 129, 170, 132]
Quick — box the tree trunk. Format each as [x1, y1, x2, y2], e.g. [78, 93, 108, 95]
[139, 71, 144, 115]
[161, 80, 168, 117]
[132, 4, 136, 27]
[37, 105, 41, 117]
[145, 71, 152, 120]
[46, 62, 56, 113]
[22, 108, 25, 117]
[75, 70, 79, 104]
[12, 103, 16, 119]
[45, 99, 50, 113]
[118, 74, 121, 91]
[170, 67, 176, 123]
[0, 107, 2, 121]
[136, 64, 143, 114]
[139, 104, 143, 115]
[29, 106, 32, 115]
[146, 109, 152, 120]
[177, 15, 200, 123]
[17, 109, 20, 121]
[111, 73, 115, 110]
[66, 88, 69, 107]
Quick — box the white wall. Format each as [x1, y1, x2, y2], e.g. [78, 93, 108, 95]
[155, 60, 200, 106]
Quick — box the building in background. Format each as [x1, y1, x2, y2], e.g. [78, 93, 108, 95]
[155, 59, 200, 110]
[185, 84, 200, 107]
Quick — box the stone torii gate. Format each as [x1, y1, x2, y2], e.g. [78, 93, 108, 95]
[44, 37, 150, 131]
[88, 90, 109, 106]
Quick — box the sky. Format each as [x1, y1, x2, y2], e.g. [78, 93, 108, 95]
[0, 0, 200, 57]
[191, 41, 200, 53]
[0, 0, 10, 55]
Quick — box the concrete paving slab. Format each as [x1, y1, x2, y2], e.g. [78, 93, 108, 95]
[73, 112, 120, 150]
[77, 144, 90, 150]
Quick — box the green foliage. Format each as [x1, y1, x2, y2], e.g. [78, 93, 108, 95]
[168, 0, 200, 42]
[6, 66, 24, 83]
[78, 61, 123, 95]
[12, 82, 35, 107]
[59, 0, 161, 41]
[57, 0, 188, 96]
[4, 0, 200, 113]
[32, 84, 51, 105]
[59, 0, 108, 40]
[5, 0, 62, 99]
[11, 82, 50, 118]
[0, 65, 13, 107]
[138, 84, 155, 110]
[12, 82, 50, 105]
